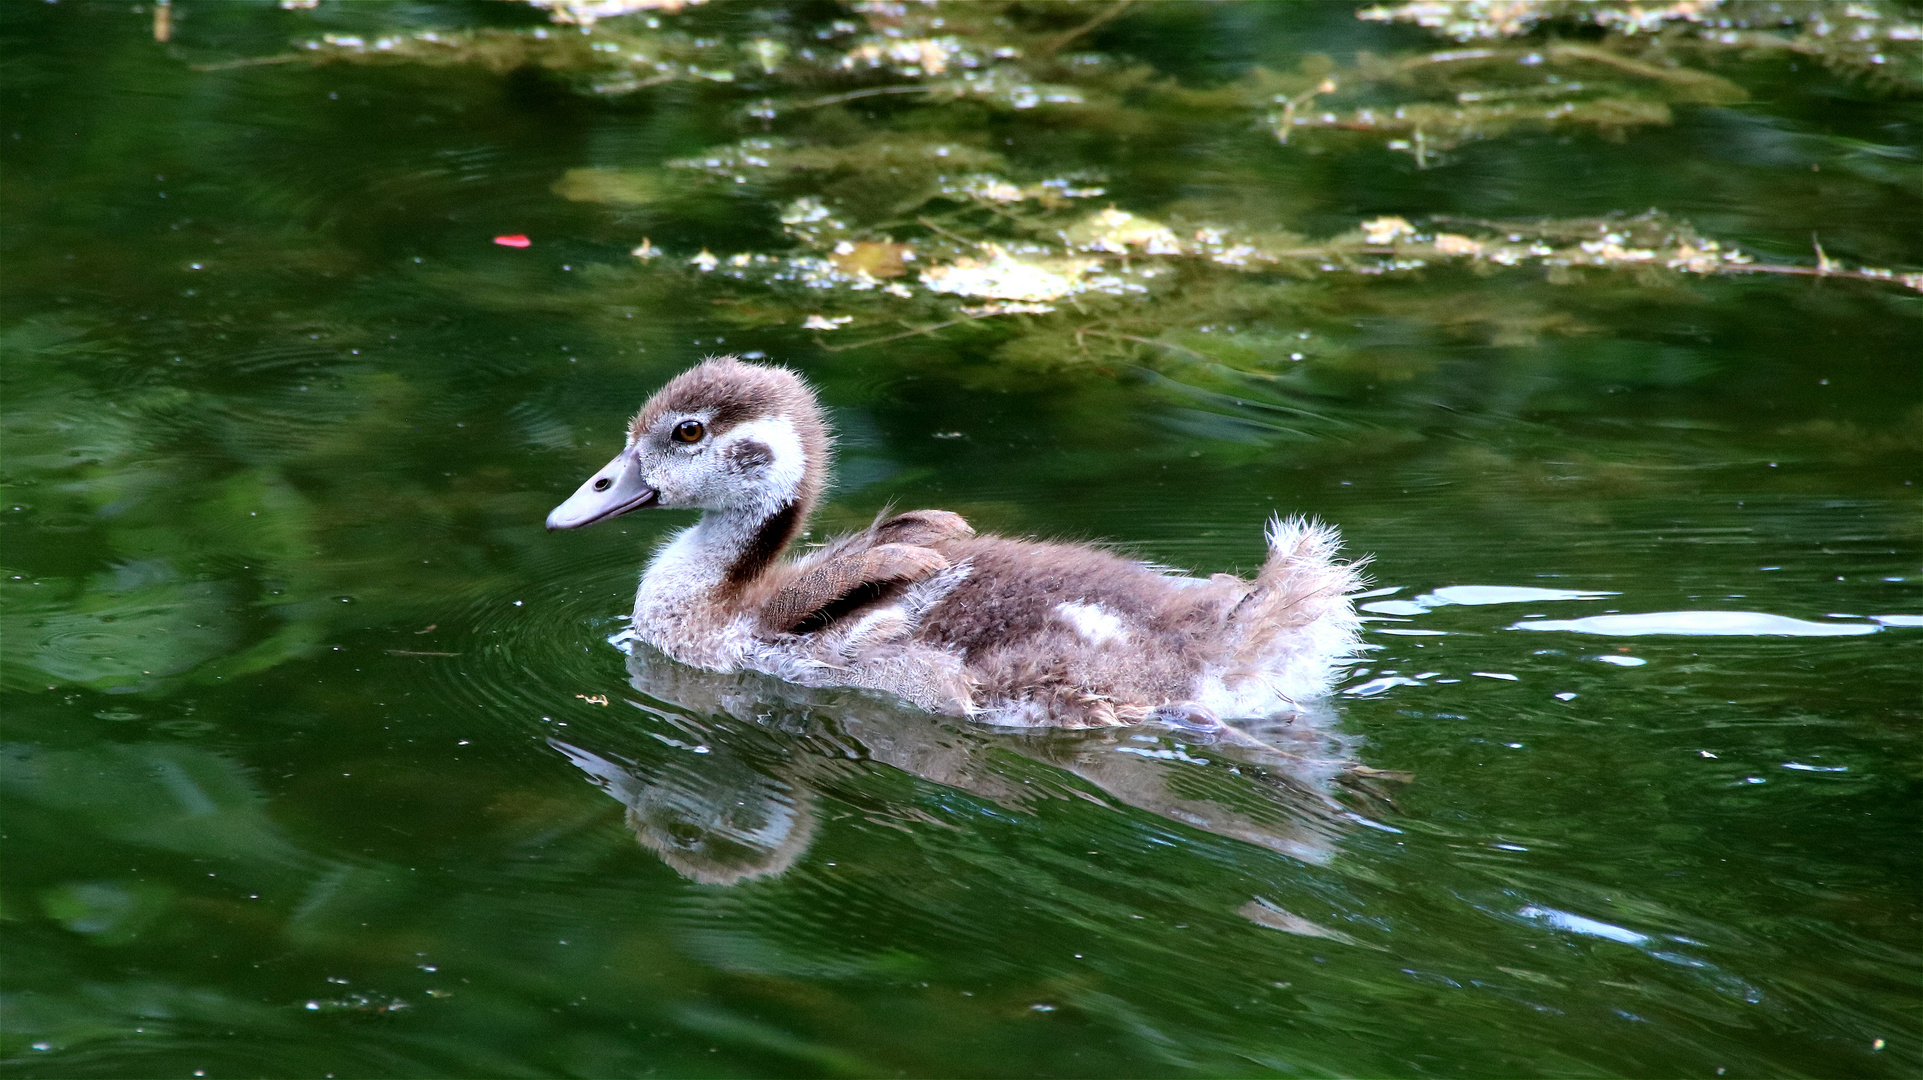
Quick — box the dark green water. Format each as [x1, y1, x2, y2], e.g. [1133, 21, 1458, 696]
[3, 3, 1920, 1077]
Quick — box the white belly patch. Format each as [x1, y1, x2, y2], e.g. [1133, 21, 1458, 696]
[1054, 601, 1131, 646]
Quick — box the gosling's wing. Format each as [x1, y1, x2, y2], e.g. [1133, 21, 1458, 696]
[755, 509, 972, 634]
[760, 542, 951, 635]
[777, 509, 971, 572]
[869, 508, 974, 547]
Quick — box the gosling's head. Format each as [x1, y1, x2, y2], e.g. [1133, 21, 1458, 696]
[546, 357, 830, 531]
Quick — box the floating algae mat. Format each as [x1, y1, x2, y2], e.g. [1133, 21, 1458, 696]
[2, 1, 1919, 1076]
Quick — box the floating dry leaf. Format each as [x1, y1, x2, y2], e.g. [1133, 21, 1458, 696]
[1239, 898, 1374, 946]
[530, 0, 706, 25]
[920, 245, 1099, 303]
[551, 168, 660, 205]
[830, 241, 912, 279]
[1363, 216, 1417, 245]
[1064, 209, 1184, 255]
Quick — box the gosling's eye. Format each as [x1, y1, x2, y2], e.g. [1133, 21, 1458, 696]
[671, 419, 706, 444]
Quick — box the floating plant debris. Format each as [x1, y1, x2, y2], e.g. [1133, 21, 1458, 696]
[1361, 0, 1923, 93]
[194, 0, 1921, 371]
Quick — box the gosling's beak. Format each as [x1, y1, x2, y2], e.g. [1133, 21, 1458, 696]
[546, 448, 660, 531]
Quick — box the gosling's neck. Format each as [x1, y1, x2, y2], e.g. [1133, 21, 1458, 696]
[702, 497, 809, 591]
[644, 493, 811, 601]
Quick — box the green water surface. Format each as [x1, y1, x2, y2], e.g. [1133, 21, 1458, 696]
[3, 2, 1920, 1077]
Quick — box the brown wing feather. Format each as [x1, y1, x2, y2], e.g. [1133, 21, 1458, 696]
[759, 542, 950, 634]
[754, 509, 974, 634]
[870, 509, 973, 547]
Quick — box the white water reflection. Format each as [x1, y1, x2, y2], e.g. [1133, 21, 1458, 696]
[1418, 585, 1618, 607]
[1360, 600, 1430, 616]
[1517, 904, 1649, 946]
[1510, 611, 1881, 637]
[1363, 585, 1616, 617]
[1513, 902, 1767, 1003]
[1345, 675, 1425, 696]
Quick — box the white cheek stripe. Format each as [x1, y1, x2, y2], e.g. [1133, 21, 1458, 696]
[726, 417, 807, 504]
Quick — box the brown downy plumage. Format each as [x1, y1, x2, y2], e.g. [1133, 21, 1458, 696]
[547, 356, 1364, 729]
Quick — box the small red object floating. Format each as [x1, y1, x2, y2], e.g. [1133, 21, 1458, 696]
[493, 234, 531, 248]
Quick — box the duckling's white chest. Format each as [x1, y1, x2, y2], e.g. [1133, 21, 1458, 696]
[631, 522, 758, 670]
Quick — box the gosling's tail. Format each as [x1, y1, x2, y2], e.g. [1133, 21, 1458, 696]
[1221, 516, 1366, 700]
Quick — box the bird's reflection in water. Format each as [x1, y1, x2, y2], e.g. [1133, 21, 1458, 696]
[551, 644, 1404, 884]
[554, 731, 818, 886]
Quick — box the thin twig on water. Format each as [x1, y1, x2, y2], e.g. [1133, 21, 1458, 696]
[820, 315, 990, 352]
